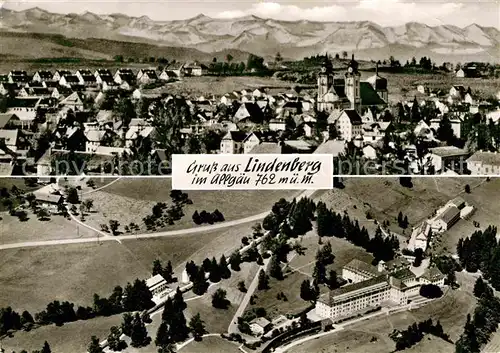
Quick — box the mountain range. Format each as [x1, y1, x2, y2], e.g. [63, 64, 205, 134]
[0, 7, 499, 63]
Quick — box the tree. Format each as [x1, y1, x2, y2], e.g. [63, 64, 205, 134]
[473, 277, 493, 299]
[269, 255, 283, 280]
[87, 336, 104, 353]
[437, 115, 455, 143]
[107, 326, 127, 351]
[465, 184, 471, 193]
[342, 51, 348, 59]
[212, 289, 230, 309]
[413, 248, 424, 267]
[109, 220, 120, 235]
[130, 313, 151, 347]
[41, 341, 51, 353]
[173, 288, 187, 311]
[121, 313, 134, 336]
[327, 270, 339, 290]
[66, 187, 79, 204]
[300, 279, 313, 301]
[257, 269, 269, 290]
[419, 284, 443, 298]
[152, 259, 163, 276]
[219, 255, 231, 279]
[163, 260, 174, 283]
[237, 281, 247, 292]
[275, 52, 283, 63]
[229, 251, 242, 271]
[189, 313, 206, 341]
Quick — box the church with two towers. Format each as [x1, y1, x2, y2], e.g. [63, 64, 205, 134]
[316, 54, 388, 115]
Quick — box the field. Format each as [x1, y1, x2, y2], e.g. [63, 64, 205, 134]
[178, 336, 240, 353]
[287, 233, 375, 277]
[335, 177, 481, 237]
[81, 178, 299, 234]
[432, 177, 500, 254]
[248, 231, 374, 321]
[0, 220, 255, 313]
[0, 212, 96, 244]
[1, 314, 123, 353]
[152, 76, 305, 97]
[360, 71, 500, 103]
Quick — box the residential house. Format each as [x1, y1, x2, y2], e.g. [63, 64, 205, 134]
[420, 267, 445, 287]
[449, 85, 466, 98]
[329, 109, 363, 142]
[32, 185, 64, 212]
[0, 83, 19, 96]
[249, 317, 272, 336]
[51, 87, 73, 100]
[166, 63, 185, 77]
[159, 70, 178, 81]
[32, 70, 53, 82]
[27, 87, 51, 98]
[8, 71, 29, 84]
[362, 122, 391, 144]
[269, 118, 286, 131]
[59, 75, 81, 88]
[427, 146, 469, 174]
[455, 69, 465, 78]
[94, 69, 114, 85]
[242, 131, 278, 154]
[233, 102, 264, 124]
[52, 70, 72, 82]
[314, 139, 346, 158]
[137, 69, 158, 84]
[146, 274, 172, 304]
[220, 131, 248, 154]
[125, 125, 156, 148]
[408, 221, 432, 252]
[0, 113, 21, 129]
[6, 98, 40, 128]
[59, 92, 86, 110]
[467, 151, 500, 175]
[113, 69, 136, 85]
[184, 62, 207, 76]
[76, 70, 98, 87]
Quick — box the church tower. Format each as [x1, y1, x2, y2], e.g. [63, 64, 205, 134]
[344, 54, 361, 113]
[317, 54, 334, 112]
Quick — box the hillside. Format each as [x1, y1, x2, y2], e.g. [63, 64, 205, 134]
[0, 32, 253, 62]
[0, 8, 498, 62]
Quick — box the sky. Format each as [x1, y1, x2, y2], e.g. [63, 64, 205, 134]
[2, 0, 499, 27]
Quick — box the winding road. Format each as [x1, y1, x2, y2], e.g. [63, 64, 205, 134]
[0, 187, 316, 251]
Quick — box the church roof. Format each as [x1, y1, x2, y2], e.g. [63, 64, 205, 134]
[360, 82, 386, 106]
[366, 74, 388, 90]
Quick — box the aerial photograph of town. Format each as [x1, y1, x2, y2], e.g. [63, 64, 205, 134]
[1, 0, 500, 352]
[2, 176, 500, 353]
[0, 0, 498, 176]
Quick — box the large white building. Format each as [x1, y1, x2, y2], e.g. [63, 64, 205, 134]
[146, 274, 172, 304]
[316, 258, 445, 321]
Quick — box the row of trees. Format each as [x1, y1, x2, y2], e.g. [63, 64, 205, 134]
[456, 226, 500, 290]
[455, 280, 500, 353]
[316, 201, 399, 263]
[29, 279, 154, 329]
[192, 209, 225, 225]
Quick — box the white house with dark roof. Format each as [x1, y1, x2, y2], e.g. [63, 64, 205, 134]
[146, 274, 172, 304]
[220, 131, 248, 154]
[467, 151, 500, 175]
[328, 109, 363, 142]
[33, 70, 53, 82]
[427, 146, 469, 174]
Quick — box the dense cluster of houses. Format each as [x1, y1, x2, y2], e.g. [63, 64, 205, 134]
[1, 56, 499, 176]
